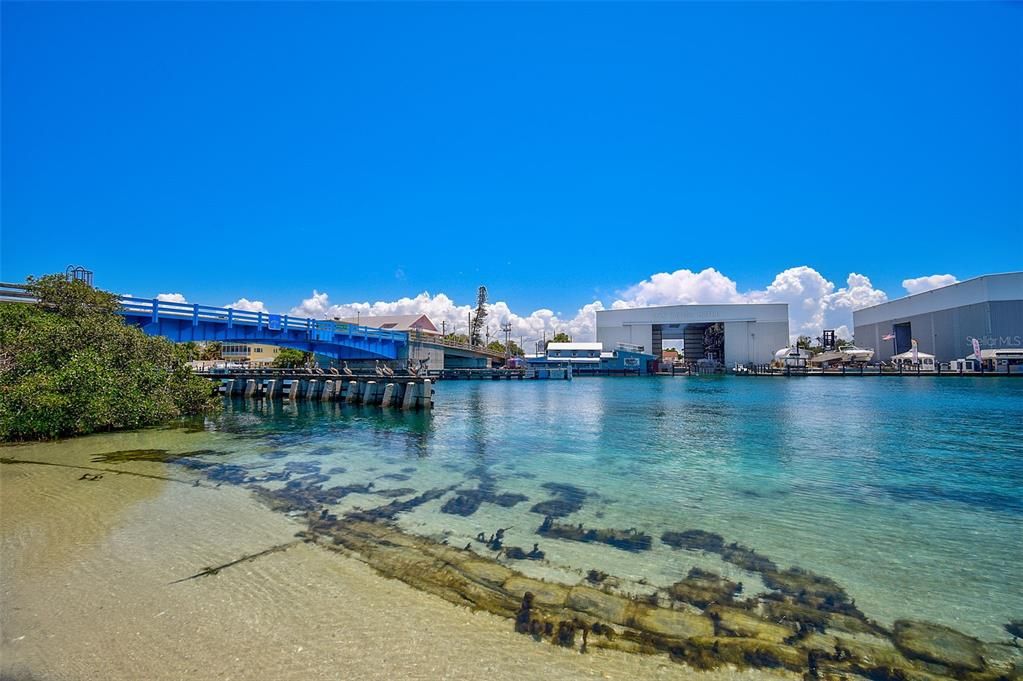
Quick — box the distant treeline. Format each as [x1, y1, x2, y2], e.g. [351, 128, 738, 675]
[0, 274, 219, 441]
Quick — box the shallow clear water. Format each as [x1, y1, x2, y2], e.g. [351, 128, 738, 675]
[9, 376, 1023, 642]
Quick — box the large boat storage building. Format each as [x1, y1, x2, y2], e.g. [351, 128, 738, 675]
[853, 272, 1023, 363]
[595, 303, 789, 367]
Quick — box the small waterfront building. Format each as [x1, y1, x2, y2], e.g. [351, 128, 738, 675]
[222, 343, 282, 365]
[528, 342, 655, 375]
[595, 304, 789, 367]
[853, 272, 1023, 363]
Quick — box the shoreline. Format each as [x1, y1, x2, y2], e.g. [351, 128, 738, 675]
[1, 457, 796, 681]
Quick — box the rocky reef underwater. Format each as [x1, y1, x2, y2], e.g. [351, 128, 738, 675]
[86, 448, 1023, 681]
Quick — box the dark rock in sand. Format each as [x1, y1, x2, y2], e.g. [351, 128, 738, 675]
[1005, 619, 1023, 640]
[892, 619, 987, 672]
[259, 450, 288, 460]
[378, 473, 412, 481]
[326, 467, 347, 475]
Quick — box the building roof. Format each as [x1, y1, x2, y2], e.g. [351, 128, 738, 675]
[854, 272, 1023, 325]
[547, 342, 602, 351]
[337, 314, 439, 334]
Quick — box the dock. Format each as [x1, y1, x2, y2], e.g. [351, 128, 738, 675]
[204, 370, 434, 409]
[734, 365, 1022, 377]
[431, 367, 572, 380]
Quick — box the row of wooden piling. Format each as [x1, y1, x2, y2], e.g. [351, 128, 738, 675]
[218, 376, 433, 410]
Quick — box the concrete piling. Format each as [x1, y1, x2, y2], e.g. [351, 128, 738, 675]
[212, 371, 432, 410]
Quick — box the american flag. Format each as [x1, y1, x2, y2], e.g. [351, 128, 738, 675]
[882, 332, 896, 341]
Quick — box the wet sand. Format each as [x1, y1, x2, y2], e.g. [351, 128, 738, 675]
[1, 459, 794, 681]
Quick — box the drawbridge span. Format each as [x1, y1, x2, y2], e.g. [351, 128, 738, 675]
[0, 283, 405, 360]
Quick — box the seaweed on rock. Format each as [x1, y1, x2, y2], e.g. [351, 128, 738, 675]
[667, 568, 741, 608]
[537, 516, 652, 552]
[287, 513, 1003, 681]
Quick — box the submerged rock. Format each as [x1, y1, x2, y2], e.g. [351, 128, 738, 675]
[892, 620, 987, 672]
[440, 487, 528, 517]
[667, 568, 741, 608]
[661, 529, 726, 552]
[761, 567, 858, 616]
[538, 516, 652, 552]
[529, 482, 588, 518]
[373, 487, 417, 498]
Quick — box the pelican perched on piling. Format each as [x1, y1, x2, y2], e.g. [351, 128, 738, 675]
[342, 361, 353, 376]
[381, 363, 395, 377]
[374, 360, 386, 376]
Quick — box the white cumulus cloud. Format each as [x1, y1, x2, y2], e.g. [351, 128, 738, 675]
[227, 297, 269, 313]
[287, 290, 602, 347]
[156, 292, 188, 303]
[277, 265, 891, 347]
[902, 274, 958, 295]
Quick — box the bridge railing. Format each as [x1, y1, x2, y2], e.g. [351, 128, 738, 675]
[0, 282, 406, 344]
[118, 296, 406, 342]
[409, 329, 508, 359]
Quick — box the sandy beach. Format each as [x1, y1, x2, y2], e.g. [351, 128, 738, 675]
[1, 457, 793, 681]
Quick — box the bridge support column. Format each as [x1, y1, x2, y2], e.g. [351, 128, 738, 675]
[321, 380, 334, 401]
[284, 380, 299, 401]
[402, 381, 418, 410]
[381, 383, 395, 408]
[307, 380, 319, 399]
[244, 379, 256, 397]
[362, 380, 376, 405]
[265, 379, 278, 399]
[419, 379, 433, 410]
[346, 381, 358, 404]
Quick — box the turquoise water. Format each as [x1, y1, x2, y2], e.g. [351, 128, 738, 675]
[24, 376, 1023, 642]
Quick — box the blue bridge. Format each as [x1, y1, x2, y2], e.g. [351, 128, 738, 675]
[117, 297, 406, 359]
[0, 282, 406, 360]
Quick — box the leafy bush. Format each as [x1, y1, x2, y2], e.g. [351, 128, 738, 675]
[272, 347, 309, 368]
[0, 274, 219, 441]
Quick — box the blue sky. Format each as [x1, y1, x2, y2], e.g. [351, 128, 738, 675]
[2, 2, 1020, 338]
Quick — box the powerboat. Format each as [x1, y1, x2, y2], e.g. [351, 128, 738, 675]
[810, 344, 875, 366]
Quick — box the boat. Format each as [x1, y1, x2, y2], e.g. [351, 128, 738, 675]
[809, 344, 875, 367]
[772, 346, 811, 368]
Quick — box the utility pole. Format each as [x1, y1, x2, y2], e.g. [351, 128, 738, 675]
[441, 320, 446, 336]
[502, 323, 513, 357]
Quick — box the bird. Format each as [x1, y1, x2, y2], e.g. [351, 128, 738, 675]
[381, 363, 395, 377]
[374, 360, 386, 376]
[342, 361, 353, 376]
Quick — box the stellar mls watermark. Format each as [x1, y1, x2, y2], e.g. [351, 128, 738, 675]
[966, 335, 1023, 348]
